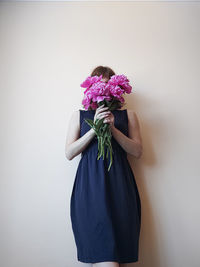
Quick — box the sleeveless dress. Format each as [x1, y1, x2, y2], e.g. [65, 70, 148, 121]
[70, 109, 141, 264]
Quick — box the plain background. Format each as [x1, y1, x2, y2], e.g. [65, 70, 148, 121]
[0, 1, 200, 267]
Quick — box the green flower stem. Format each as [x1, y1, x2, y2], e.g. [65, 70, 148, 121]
[84, 117, 114, 171]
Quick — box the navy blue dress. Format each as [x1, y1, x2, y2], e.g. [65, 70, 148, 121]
[70, 109, 141, 264]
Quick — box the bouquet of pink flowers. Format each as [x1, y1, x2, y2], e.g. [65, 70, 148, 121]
[80, 74, 132, 171]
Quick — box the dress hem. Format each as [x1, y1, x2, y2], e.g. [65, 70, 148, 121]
[78, 256, 139, 264]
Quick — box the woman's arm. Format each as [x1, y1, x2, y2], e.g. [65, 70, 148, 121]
[65, 110, 96, 160]
[110, 110, 143, 158]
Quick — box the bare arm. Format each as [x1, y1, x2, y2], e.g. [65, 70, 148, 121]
[110, 110, 143, 158]
[65, 110, 96, 160]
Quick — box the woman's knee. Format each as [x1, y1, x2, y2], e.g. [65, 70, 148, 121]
[93, 261, 119, 267]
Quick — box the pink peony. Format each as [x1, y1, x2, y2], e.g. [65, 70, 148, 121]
[108, 74, 132, 94]
[80, 75, 103, 89]
[80, 73, 133, 110]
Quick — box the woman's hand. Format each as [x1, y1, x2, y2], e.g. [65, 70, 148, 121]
[93, 104, 111, 123]
[93, 104, 115, 129]
[103, 111, 115, 129]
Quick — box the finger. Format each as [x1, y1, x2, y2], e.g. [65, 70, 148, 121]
[98, 105, 109, 111]
[96, 108, 109, 116]
[99, 108, 109, 113]
[97, 104, 105, 110]
[97, 112, 111, 119]
[103, 118, 110, 123]
[99, 111, 111, 116]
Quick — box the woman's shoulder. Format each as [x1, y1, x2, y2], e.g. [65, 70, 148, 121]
[69, 110, 80, 121]
[126, 109, 136, 115]
[126, 109, 139, 121]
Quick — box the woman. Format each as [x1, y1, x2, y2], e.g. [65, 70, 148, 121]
[65, 66, 143, 267]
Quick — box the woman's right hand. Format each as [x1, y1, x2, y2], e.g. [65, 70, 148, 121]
[93, 104, 111, 123]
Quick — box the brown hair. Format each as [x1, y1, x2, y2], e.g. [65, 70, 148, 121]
[90, 66, 115, 79]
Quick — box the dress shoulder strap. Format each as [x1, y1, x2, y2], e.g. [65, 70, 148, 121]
[124, 109, 128, 123]
[124, 109, 129, 136]
[79, 109, 84, 128]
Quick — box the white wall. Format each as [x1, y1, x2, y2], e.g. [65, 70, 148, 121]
[0, 2, 200, 267]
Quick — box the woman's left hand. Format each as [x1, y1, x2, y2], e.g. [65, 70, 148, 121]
[103, 112, 115, 129]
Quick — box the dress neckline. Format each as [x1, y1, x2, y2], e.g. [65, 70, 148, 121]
[80, 109, 127, 112]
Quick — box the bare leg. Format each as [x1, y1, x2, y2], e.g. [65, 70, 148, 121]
[119, 263, 135, 267]
[93, 262, 119, 267]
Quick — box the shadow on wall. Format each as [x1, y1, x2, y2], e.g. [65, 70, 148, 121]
[126, 92, 169, 267]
